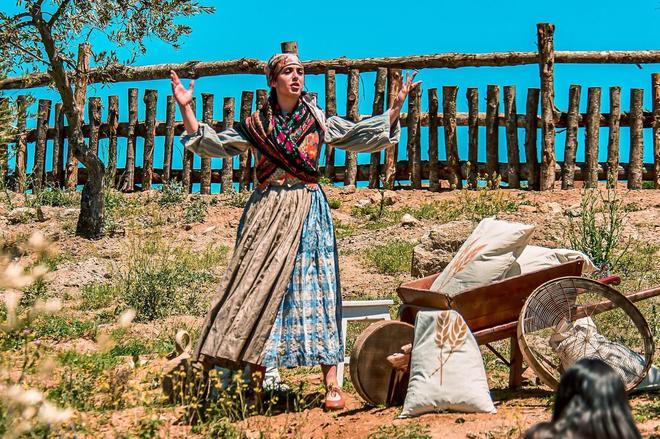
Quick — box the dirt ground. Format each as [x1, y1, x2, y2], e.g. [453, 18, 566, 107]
[1, 182, 659, 438]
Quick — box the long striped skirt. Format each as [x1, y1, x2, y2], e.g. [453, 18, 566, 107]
[236, 185, 344, 368]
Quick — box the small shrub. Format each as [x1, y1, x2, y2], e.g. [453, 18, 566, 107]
[33, 315, 97, 340]
[318, 176, 332, 186]
[327, 197, 342, 209]
[28, 186, 79, 207]
[364, 240, 415, 275]
[334, 220, 357, 239]
[158, 180, 186, 206]
[20, 278, 48, 307]
[368, 423, 431, 439]
[79, 282, 118, 310]
[117, 237, 228, 321]
[227, 190, 251, 208]
[564, 189, 628, 271]
[184, 198, 208, 223]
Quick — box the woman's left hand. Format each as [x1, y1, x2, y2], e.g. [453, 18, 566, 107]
[389, 71, 422, 124]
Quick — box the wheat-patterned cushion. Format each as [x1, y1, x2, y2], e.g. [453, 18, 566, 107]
[429, 217, 535, 296]
[505, 245, 598, 277]
[400, 310, 496, 418]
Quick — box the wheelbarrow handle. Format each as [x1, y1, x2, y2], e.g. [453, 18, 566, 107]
[597, 275, 621, 286]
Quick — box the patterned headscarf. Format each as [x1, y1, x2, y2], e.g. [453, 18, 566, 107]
[265, 53, 304, 86]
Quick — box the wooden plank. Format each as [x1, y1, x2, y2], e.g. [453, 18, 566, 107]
[504, 85, 520, 189]
[33, 99, 52, 192]
[183, 97, 195, 193]
[221, 97, 234, 193]
[324, 70, 337, 181]
[345, 68, 359, 185]
[561, 85, 581, 189]
[538, 23, 557, 191]
[428, 88, 440, 191]
[409, 86, 422, 188]
[467, 88, 479, 188]
[143, 89, 157, 191]
[51, 103, 65, 187]
[254, 89, 267, 187]
[485, 85, 500, 184]
[15, 96, 28, 193]
[653, 74, 660, 189]
[239, 91, 253, 192]
[584, 87, 601, 189]
[163, 95, 175, 182]
[442, 86, 461, 189]
[200, 93, 213, 194]
[524, 88, 540, 189]
[369, 67, 387, 188]
[0, 98, 7, 186]
[87, 97, 101, 156]
[121, 88, 138, 191]
[628, 89, 644, 189]
[106, 96, 119, 189]
[606, 86, 621, 189]
[384, 69, 401, 189]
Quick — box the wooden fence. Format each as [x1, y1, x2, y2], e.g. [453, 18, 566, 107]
[0, 23, 659, 193]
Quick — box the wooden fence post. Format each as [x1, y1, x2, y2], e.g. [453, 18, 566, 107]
[0, 98, 8, 186]
[369, 67, 387, 188]
[87, 97, 101, 156]
[524, 88, 540, 189]
[221, 97, 234, 193]
[254, 89, 267, 186]
[324, 71, 337, 182]
[163, 96, 175, 183]
[200, 93, 213, 194]
[428, 88, 440, 191]
[182, 97, 195, 193]
[15, 96, 28, 193]
[562, 85, 581, 189]
[485, 85, 500, 185]
[409, 86, 422, 188]
[504, 85, 520, 188]
[239, 91, 253, 192]
[121, 88, 138, 191]
[345, 68, 359, 185]
[584, 87, 601, 189]
[33, 99, 52, 192]
[538, 23, 557, 191]
[143, 89, 157, 190]
[628, 89, 644, 189]
[653, 74, 660, 188]
[106, 96, 119, 188]
[281, 41, 298, 55]
[606, 87, 621, 188]
[384, 69, 401, 189]
[51, 103, 65, 187]
[467, 88, 479, 188]
[443, 86, 461, 189]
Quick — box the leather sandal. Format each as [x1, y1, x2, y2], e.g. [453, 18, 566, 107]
[324, 384, 345, 411]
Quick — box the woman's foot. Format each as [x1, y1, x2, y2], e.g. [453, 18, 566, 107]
[324, 384, 345, 411]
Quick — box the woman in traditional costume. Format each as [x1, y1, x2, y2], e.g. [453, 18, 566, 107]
[170, 53, 420, 410]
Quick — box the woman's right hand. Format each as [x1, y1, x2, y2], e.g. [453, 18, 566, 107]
[170, 70, 194, 107]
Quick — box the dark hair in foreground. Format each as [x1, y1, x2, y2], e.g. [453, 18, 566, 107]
[524, 358, 641, 439]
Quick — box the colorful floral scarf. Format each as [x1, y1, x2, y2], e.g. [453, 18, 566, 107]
[236, 91, 320, 183]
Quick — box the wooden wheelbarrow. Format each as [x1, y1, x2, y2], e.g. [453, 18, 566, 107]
[350, 260, 660, 406]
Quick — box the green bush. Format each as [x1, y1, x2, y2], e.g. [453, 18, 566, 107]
[564, 189, 628, 271]
[364, 240, 415, 275]
[28, 186, 79, 207]
[158, 180, 186, 206]
[117, 237, 228, 321]
[184, 198, 208, 223]
[79, 282, 118, 310]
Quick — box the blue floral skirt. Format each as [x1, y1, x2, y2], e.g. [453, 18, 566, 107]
[236, 186, 344, 368]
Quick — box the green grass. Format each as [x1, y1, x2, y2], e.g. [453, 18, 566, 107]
[633, 396, 660, 422]
[33, 315, 97, 340]
[368, 423, 431, 439]
[158, 180, 186, 206]
[184, 198, 208, 223]
[79, 282, 119, 310]
[27, 185, 79, 207]
[363, 240, 415, 275]
[116, 236, 229, 321]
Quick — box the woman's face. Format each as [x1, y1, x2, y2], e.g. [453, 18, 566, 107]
[271, 64, 305, 100]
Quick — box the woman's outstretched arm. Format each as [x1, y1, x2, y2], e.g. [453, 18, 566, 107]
[171, 70, 252, 158]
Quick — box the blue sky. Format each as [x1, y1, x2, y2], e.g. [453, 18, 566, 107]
[3, 0, 660, 188]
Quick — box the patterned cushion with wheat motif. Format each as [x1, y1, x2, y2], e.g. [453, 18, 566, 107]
[400, 310, 496, 417]
[429, 217, 535, 296]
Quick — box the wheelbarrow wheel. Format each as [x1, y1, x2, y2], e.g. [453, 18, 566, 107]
[349, 320, 414, 406]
